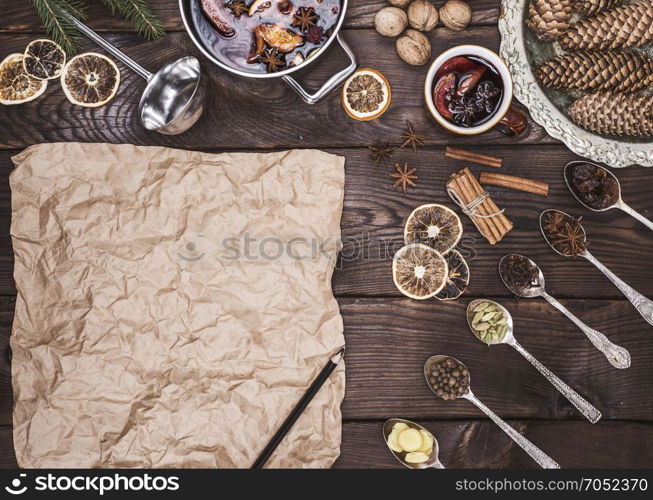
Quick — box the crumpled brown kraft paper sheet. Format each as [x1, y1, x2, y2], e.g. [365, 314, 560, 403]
[9, 143, 346, 468]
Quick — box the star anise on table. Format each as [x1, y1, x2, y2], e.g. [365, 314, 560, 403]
[400, 121, 428, 152]
[258, 48, 286, 73]
[291, 7, 318, 32]
[551, 217, 590, 258]
[226, 0, 247, 18]
[368, 139, 395, 166]
[390, 162, 418, 193]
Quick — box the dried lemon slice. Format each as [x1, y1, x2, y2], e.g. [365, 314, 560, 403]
[342, 68, 391, 121]
[404, 203, 463, 255]
[23, 39, 66, 80]
[61, 52, 120, 108]
[0, 53, 47, 105]
[435, 249, 470, 301]
[392, 243, 448, 300]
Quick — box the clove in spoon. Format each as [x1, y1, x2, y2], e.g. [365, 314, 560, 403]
[540, 209, 653, 327]
[383, 419, 445, 469]
[565, 161, 653, 231]
[467, 300, 602, 423]
[424, 355, 559, 469]
[499, 254, 631, 369]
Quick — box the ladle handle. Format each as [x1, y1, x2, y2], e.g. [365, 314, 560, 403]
[618, 201, 653, 232]
[541, 292, 631, 369]
[463, 392, 559, 469]
[583, 251, 653, 327]
[510, 340, 602, 423]
[64, 12, 152, 80]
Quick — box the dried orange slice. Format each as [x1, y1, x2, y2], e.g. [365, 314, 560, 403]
[23, 39, 66, 80]
[342, 68, 391, 121]
[61, 52, 120, 108]
[435, 249, 470, 301]
[0, 53, 47, 105]
[404, 204, 462, 255]
[392, 243, 448, 300]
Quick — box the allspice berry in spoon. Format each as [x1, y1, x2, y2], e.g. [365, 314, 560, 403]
[407, 0, 439, 32]
[375, 7, 409, 38]
[440, 0, 472, 31]
[396, 29, 431, 65]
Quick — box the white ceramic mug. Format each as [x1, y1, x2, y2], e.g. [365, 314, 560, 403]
[424, 45, 526, 136]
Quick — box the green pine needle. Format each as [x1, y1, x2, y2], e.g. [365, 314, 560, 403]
[99, 0, 165, 41]
[30, 0, 88, 55]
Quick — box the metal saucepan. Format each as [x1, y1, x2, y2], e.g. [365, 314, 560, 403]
[179, 0, 357, 104]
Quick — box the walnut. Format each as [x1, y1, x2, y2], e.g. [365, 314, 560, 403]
[396, 29, 431, 66]
[407, 0, 438, 32]
[388, 0, 412, 7]
[375, 7, 409, 37]
[440, 0, 472, 31]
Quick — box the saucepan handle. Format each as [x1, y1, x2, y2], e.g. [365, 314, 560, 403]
[282, 33, 358, 105]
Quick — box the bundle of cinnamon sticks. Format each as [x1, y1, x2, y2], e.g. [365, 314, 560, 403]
[447, 168, 513, 245]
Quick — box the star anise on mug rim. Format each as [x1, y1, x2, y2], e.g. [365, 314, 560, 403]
[258, 48, 286, 73]
[291, 6, 319, 32]
[390, 162, 418, 193]
[400, 121, 428, 152]
[368, 139, 395, 166]
[226, 0, 247, 18]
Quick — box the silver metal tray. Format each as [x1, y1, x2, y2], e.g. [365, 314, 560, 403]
[498, 0, 653, 167]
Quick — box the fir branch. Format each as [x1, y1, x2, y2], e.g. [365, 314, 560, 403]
[31, 0, 88, 54]
[99, 0, 165, 40]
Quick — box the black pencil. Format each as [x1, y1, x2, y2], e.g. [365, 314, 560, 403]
[251, 347, 345, 469]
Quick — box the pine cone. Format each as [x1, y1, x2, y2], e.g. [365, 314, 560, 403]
[569, 92, 653, 137]
[526, 0, 573, 41]
[560, 2, 653, 51]
[536, 50, 653, 93]
[572, 0, 623, 16]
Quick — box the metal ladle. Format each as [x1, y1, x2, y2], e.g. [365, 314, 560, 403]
[466, 299, 602, 424]
[564, 161, 653, 231]
[540, 209, 653, 326]
[382, 419, 444, 469]
[499, 254, 631, 369]
[67, 15, 204, 135]
[424, 355, 559, 469]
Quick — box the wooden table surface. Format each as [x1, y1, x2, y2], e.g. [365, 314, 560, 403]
[1, 0, 653, 469]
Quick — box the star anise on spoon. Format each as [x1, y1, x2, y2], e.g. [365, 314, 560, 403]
[400, 121, 428, 152]
[390, 162, 418, 193]
[368, 139, 395, 166]
[552, 217, 590, 258]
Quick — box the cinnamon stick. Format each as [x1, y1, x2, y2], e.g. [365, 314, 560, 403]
[457, 173, 501, 244]
[463, 168, 513, 235]
[445, 146, 502, 168]
[480, 172, 549, 196]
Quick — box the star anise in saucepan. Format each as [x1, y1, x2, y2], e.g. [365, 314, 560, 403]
[291, 6, 318, 32]
[258, 48, 286, 73]
[226, 0, 247, 18]
[390, 162, 418, 193]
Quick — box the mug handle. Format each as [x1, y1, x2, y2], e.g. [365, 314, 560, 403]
[282, 33, 358, 105]
[495, 102, 529, 136]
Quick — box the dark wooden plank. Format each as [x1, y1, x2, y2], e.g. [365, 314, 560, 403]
[2, 146, 653, 300]
[2, 420, 652, 468]
[3, 298, 653, 426]
[0, 0, 500, 32]
[335, 420, 653, 468]
[0, 29, 556, 150]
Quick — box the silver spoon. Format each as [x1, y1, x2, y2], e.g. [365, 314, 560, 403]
[382, 418, 444, 469]
[424, 355, 559, 469]
[541, 209, 653, 326]
[499, 254, 631, 369]
[466, 300, 602, 424]
[66, 14, 204, 135]
[564, 161, 653, 231]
